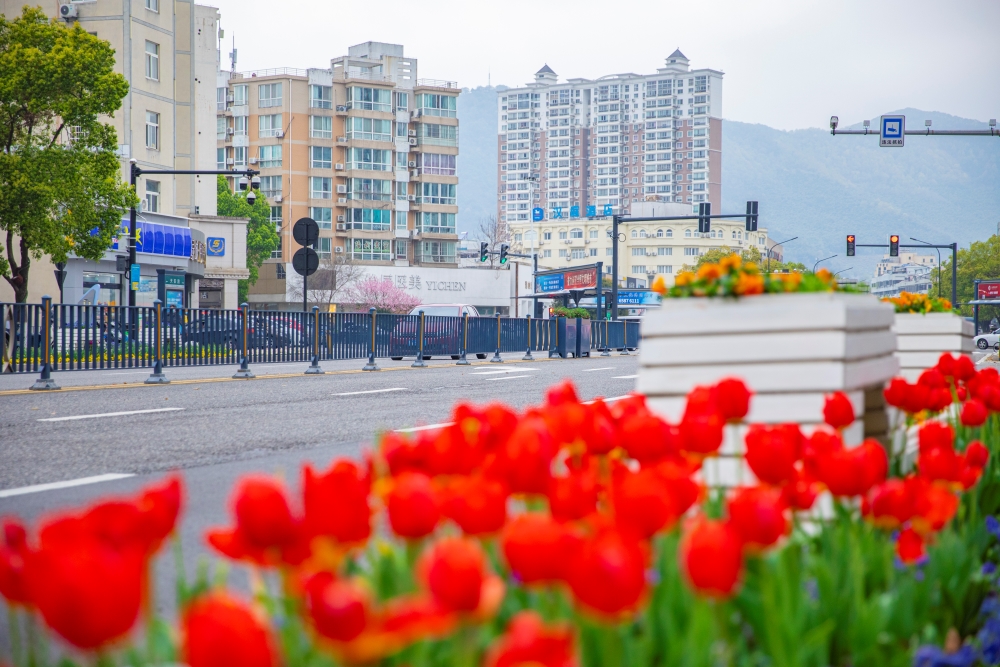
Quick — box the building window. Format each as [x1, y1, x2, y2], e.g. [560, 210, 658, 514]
[632, 265, 646, 274]
[589, 248, 597, 256]
[233, 116, 247, 136]
[394, 92, 409, 111]
[420, 212, 456, 234]
[658, 247, 673, 256]
[216, 87, 226, 111]
[684, 229, 692, 238]
[419, 182, 456, 205]
[144, 180, 159, 212]
[418, 123, 458, 147]
[349, 238, 391, 261]
[543, 249, 552, 258]
[260, 175, 281, 199]
[631, 247, 645, 256]
[347, 147, 392, 171]
[259, 114, 283, 138]
[233, 146, 247, 168]
[558, 231, 568, 240]
[416, 93, 457, 118]
[418, 240, 456, 264]
[684, 247, 699, 256]
[420, 153, 456, 175]
[657, 265, 673, 274]
[346, 117, 392, 142]
[605, 248, 613, 256]
[310, 116, 332, 139]
[144, 41, 159, 80]
[317, 237, 332, 258]
[395, 239, 408, 259]
[311, 207, 332, 229]
[309, 85, 332, 109]
[258, 83, 282, 108]
[569, 228, 583, 239]
[347, 86, 391, 112]
[348, 208, 391, 231]
[310, 146, 332, 169]
[270, 206, 283, 224]
[233, 84, 248, 106]
[144, 0, 158, 11]
[145, 111, 159, 149]
[348, 178, 392, 201]
[571, 249, 586, 259]
[216, 116, 226, 140]
[589, 229, 598, 239]
[259, 145, 282, 168]
[271, 236, 283, 260]
[309, 177, 332, 200]
[543, 232, 552, 240]
[216, 147, 225, 170]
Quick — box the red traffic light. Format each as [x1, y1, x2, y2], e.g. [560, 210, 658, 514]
[889, 235, 899, 243]
[847, 235, 855, 242]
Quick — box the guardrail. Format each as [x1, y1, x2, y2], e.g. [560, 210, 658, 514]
[2, 301, 639, 387]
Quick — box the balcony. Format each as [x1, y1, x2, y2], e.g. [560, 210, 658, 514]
[416, 78, 458, 89]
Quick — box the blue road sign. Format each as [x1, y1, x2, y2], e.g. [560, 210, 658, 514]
[880, 115, 905, 147]
[570, 205, 580, 218]
[586, 205, 597, 217]
[532, 207, 544, 221]
[130, 263, 140, 290]
[603, 204, 614, 216]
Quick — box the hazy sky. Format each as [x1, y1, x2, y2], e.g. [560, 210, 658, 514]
[214, 0, 999, 131]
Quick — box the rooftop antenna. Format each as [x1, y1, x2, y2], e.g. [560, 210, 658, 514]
[229, 34, 237, 72]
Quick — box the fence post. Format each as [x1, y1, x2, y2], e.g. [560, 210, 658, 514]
[30, 296, 60, 390]
[490, 312, 503, 363]
[145, 299, 169, 384]
[549, 317, 559, 358]
[305, 306, 325, 374]
[601, 318, 611, 356]
[233, 302, 255, 379]
[363, 307, 380, 371]
[522, 315, 534, 361]
[620, 319, 630, 356]
[411, 310, 428, 368]
[456, 312, 470, 365]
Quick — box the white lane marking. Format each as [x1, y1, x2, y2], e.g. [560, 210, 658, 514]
[0, 473, 135, 499]
[583, 395, 631, 405]
[38, 407, 185, 422]
[333, 388, 408, 396]
[582, 367, 615, 372]
[612, 375, 638, 379]
[395, 422, 454, 433]
[469, 368, 539, 375]
[485, 375, 534, 381]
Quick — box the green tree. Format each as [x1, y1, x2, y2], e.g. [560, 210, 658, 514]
[0, 7, 135, 302]
[686, 245, 765, 271]
[215, 175, 279, 303]
[935, 234, 1000, 320]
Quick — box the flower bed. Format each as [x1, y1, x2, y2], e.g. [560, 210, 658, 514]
[887, 292, 974, 382]
[1, 357, 1000, 667]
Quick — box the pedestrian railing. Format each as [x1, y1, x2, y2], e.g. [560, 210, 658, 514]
[2, 300, 640, 386]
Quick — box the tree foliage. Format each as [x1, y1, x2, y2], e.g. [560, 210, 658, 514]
[0, 7, 135, 301]
[344, 276, 419, 314]
[935, 234, 1000, 321]
[215, 176, 279, 303]
[683, 246, 806, 274]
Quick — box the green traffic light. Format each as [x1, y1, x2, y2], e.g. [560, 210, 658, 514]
[499, 257, 507, 265]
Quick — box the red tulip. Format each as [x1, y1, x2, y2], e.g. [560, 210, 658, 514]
[566, 528, 647, 615]
[780, 469, 818, 511]
[911, 481, 959, 533]
[823, 392, 855, 429]
[919, 368, 947, 390]
[305, 572, 369, 642]
[419, 538, 487, 612]
[976, 383, 1000, 412]
[883, 377, 910, 409]
[486, 611, 576, 667]
[918, 445, 962, 483]
[896, 527, 925, 564]
[303, 459, 371, 544]
[802, 429, 843, 480]
[715, 378, 751, 422]
[183, 593, 277, 667]
[548, 459, 599, 523]
[490, 415, 557, 495]
[501, 514, 581, 584]
[442, 476, 508, 535]
[381, 431, 431, 476]
[583, 398, 621, 455]
[26, 532, 144, 650]
[919, 421, 954, 452]
[678, 410, 724, 456]
[617, 397, 677, 463]
[386, 472, 440, 539]
[935, 353, 957, 379]
[679, 517, 744, 599]
[744, 424, 801, 486]
[207, 477, 307, 566]
[960, 399, 989, 427]
[613, 467, 682, 539]
[136, 474, 183, 553]
[863, 479, 915, 528]
[0, 519, 31, 606]
[959, 464, 984, 490]
[815, 439, 886, 497]
[727, 486, 787, 550]
[966, 441, 989, 468]
[927, 387, 953, 412]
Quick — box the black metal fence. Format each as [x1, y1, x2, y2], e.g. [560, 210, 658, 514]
[2, 299, 640, 378]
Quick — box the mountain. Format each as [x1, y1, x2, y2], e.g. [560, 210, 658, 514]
[457, 92, 1000, 280]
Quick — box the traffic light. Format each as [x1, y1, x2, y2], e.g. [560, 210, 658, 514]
[479, 242, 489, 262]
[846, 234, 856, 256]
[697, 202, 711, 234]
[745, 201, 758, 232]
[499, 244, 509, 265]
[889, 234, 899, 257]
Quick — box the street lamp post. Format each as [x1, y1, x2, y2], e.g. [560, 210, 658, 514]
[767, 236, 798, 273]
[910, 237, 943, 299]
[813, 254, 837, 273]
[834, 267, 853, 277]
[527, 175, 539, 318]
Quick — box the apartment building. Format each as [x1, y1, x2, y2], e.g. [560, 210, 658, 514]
[216, 42, 461, 308]
[497, 50, 723, 227]
[508, 202, 771, 292]
[870, 252, 938, 299]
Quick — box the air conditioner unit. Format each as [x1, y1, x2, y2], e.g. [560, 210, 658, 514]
[248, 157, 258, 164]
[408, 138, 417, 146]
[336, 185, 347, 194]
[564, 239, 572, 244]
[275, 130, 284, 138]
[337, 197, 347, 204]
[336, 215, 345, 223]
[334, 163, 344, 170]
[226, 93, 235, 104]
[335, 246, 344, 253]
[407, 130, 417, 137]
[407, 195, 416, 202]
[336, 105, 347, 112]
[274, 195, 283, 203]
[565, 256, 572, 261]
[226, 158, 235, 165]
[336, 223, 346, 231]
[584, 239, 590, 244]
[337, 136, 348, 143]
[410, 169, 419, 177]
[59, 3, 77, 19]
[226, 128, 234, 135]
[407, 160, 417, 168]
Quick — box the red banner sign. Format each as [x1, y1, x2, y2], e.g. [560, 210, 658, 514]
[978, 281, 1000, 300]
[564, 268, 598, 290]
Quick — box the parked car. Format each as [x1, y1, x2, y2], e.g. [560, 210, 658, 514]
[975, 330, 1000, 350]
[389, 304, 486, 360]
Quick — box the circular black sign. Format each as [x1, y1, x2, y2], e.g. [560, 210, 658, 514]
[292, 247, 319, 277]
[292, 217, 319, 247]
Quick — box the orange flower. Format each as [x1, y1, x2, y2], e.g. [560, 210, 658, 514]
[734, 271, 764, 295]
[719, 253, 742, 271]
[650, 275, 667, 295]
[674, 271, 695, 287]
[696, 263, 722, 281]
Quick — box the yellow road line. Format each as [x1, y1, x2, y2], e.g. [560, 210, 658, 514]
[0, 358, 553, 397]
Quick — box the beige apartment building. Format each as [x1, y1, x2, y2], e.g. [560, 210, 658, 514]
[216, 42, 461, 309]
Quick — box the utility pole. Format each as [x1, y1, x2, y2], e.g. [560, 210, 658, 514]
[611, 215, 620, 320]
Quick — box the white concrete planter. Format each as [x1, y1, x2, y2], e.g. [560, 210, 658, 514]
[636, 292, 899, 488]
[893, 312, 973, 381]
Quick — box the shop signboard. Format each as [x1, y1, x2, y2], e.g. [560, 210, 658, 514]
[977, 281, 1000, 300]
[617, 290, 661, 306]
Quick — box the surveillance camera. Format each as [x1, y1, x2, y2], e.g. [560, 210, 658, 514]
[829, 116, 838, 130]
[238, 176, 248, 191]
[251, 175, 261, 190]
[245, 190, 256, 205]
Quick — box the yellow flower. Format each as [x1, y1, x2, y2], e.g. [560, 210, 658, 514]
[734, 272, 765, 295]
[719, 253, 742, 272]
[675, 271, 695, 287]
[651, 274, 667, 295]
[775, 272, 802, 292]
[696, 263, 722, 281]
[815, 268, 833, 284]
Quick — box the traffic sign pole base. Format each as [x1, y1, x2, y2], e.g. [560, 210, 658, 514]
[619, 347, 630, 356]
[522, 351, 534, 361]
[600, 347, 611, 357]
[456, 358, 471, 366]
[30, 377, 60, 391]
[362, 361, 380, 372]
[411, 357, 427, 368]
[232, 369, 255, 379]
[490, 351, 503, 363]
[144, 373, 170, 384]
[305, 366, 325, 375]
